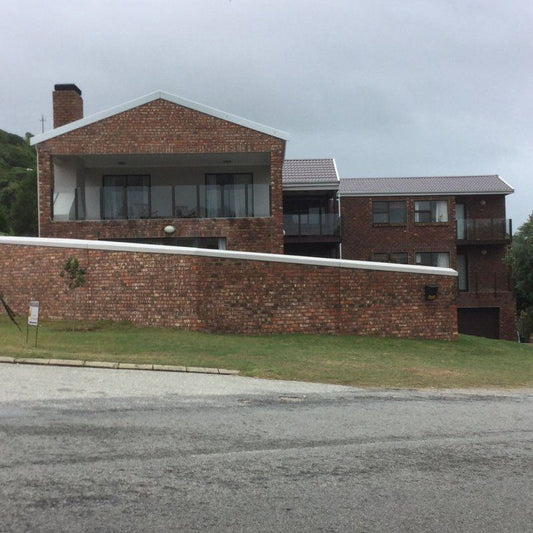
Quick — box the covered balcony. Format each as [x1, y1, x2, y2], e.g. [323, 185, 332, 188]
[51, 153, 272, 222]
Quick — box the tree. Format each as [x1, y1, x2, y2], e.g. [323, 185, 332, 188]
[60, 257, 87, 330]
[0, 128, 37, 235]
[507, 212, 533, 309]
[0, 206, 9, 234]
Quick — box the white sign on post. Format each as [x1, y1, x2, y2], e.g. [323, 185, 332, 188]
[28, 301, 39, 326]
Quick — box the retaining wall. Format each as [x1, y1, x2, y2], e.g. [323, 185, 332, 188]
[0, 237, 458, 339]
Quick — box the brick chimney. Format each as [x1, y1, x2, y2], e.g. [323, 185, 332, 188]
[53, 84, 83, 128]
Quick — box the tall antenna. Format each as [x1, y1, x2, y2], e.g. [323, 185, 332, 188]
[39, 114, 46, 133]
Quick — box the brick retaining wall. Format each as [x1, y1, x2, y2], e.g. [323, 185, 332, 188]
[0, 238, 458, 340]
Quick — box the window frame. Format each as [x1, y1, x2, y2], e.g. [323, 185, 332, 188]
[372, 200, 407, 225]
[371, 252, 409, 264]
[414, 200, 449, 224]
[101, 174, 151, 220]
[205, 173, 254, 218]
[415, 252, 450, 268]
[457, 252, 468, 291]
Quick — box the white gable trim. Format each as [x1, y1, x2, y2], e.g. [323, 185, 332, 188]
[0, 236, 457, 278]
[30, 90, 290, 145]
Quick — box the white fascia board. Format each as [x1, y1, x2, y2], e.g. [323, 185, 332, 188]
[0, 236, 457, 278]
[30, 90, 290, 146]
[283, 182, 340, 191]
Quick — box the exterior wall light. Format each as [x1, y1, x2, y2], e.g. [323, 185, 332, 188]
[164, 225, 176, 234]
[425, 285, 439, 301]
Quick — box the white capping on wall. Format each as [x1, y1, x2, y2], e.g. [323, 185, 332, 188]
[0, 236, 457, 277]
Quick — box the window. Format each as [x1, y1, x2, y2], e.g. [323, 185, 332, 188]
[372, 252, 408, 264]
[457, 253, 468, 291]
[102, 175, 150, 220]
[107, 237, 227, 250]
[415, 252, 450, 268]
[372, 201, 406, 224]
[205, 173, 254, 218]
[414, 200, 448, 223]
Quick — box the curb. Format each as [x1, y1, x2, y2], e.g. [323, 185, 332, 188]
[0, 356, 239, 376]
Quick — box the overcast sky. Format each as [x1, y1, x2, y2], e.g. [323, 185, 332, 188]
[1, 0, 531, 227]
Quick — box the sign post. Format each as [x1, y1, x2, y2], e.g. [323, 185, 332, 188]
[27, 301, 40, 347]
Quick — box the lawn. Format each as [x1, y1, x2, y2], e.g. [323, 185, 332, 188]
[0, 316, 531, 389]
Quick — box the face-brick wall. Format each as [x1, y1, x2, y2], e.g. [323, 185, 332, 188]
[340, 196, 457, 265]
[37, 98, 285, 254]
[0, 241, 458, 340]
[340, 195, 515, 340]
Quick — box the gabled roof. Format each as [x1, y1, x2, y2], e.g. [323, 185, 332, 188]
[282, 158, 339, 191]
[339, 175, 514, 197]
[30, 90, 290, 145]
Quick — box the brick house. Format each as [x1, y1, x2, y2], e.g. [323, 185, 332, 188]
[339, 176, 515, 339]
[31, 84, 288, 253]
[29, 85, 515, 340]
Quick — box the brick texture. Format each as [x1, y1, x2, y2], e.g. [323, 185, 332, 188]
[53, 88, 83, 128]
[341, 196, 457, 263]
[341, 195, 516, 340]
[0, 243, 458, 340]
[38, 98, 285, 254]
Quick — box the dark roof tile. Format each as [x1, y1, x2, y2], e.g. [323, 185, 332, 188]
[339, 175, 513, 196]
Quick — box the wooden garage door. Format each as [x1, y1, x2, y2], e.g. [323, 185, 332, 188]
[457, 308, 500, 339]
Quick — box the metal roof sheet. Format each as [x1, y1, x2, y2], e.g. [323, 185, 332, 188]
[339, 175, 514, 196]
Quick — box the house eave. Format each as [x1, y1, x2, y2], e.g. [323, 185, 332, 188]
[340, 190, 514, 197]
[283, 182, 340, 192]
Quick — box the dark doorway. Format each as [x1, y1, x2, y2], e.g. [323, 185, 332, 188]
[457, 307, 500, 339]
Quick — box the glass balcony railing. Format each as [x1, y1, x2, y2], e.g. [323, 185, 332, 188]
[283, 213, 341, 237]
[53, 183, 271, 221]
[456, 218, 512, 243]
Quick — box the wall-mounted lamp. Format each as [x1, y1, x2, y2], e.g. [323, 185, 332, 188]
[164, 225, 176, 234]
[480, 199, 486, 206]
[481, 249, 487, 256]
[425, 285, 439, 301]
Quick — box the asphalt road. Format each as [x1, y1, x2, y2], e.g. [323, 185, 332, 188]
[0, 364, 532, 532]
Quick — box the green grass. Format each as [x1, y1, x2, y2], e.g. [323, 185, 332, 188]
[1, 316, 531, 389]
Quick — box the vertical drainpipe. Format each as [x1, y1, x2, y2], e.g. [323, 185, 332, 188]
[337, 190, 342, 259]
[36, 150, 40, 237]
[333, 158, 342, 259]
